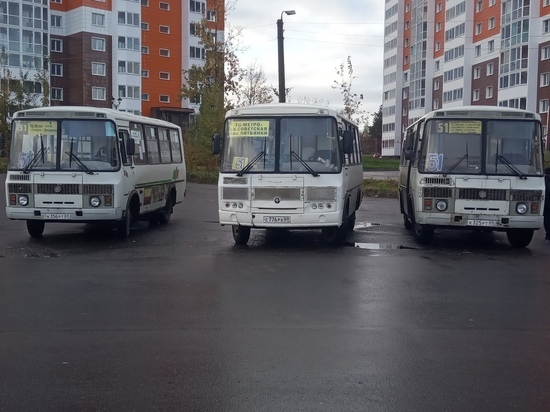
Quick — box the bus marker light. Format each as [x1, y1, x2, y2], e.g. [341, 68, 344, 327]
[9, 194, 16, 205]
[424, 199, 432, 210]
[531, 203, 539, 214]
[104, 196, 112, 206]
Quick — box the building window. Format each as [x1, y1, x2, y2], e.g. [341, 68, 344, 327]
[435, 41, 440, 52]
[159, 25, 170, 34]
[159, 2, 170, 10]
[142, 46, 150, 54]
[542, 46, 550, 60]
[542, 72, 550, 86]
[435, 60, 440, 71]
[92, 87, 106, 101]
[540, 99, 549, 113]
[436, 22, 441, 32]
[434, 79, 440, 90]
[476, 1, 482, 12]
[488, 40, 494, 53]
[51, 88, 63, 101]
[436, 2, 442, 13]
[475, 45, 481, 57]
[486, 86, 493, 98]
[475, 23, 482, 35]
[487, 63, 494, 75]
[474, 67, 481, 79]
[142, 93, 150, 101]
[92, 62, 106, 76]
[92, 13, 105, 27]
[142, 22, 149, 30]
[159, 72, 170, 80]
[51, 63, 63, 76]
[91, 37, 105, 51]
[473, 89, 480, 102]
[489, 17, 495, 30]
[433, 99, 439, 110]
[159, 95, 170, 103]
[51, 39, 63, 52]
[118, 12, 139, 26]
[544, 19, 550, 34]
[207, 10, 216, 22]
[159, 48, 170, 57]
[142, 0, 149, 6]
[142, 70, 149, 78]
[403, 89, 408, 99]
[489, 0, 496, 5]
[51, 15, 62, 28]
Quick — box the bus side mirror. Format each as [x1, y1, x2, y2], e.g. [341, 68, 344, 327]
[342, 130, 353, 154]
[403, 149, 413, 160]
[212, 133, 221, 155]
[127, 138, 135, 156]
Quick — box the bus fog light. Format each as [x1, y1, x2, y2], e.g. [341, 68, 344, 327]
[238, 202, 244, 209]
[311, 204, 317, 210]
[326, 203, 333, 209]
[436, 200, 447, 211]
[18, 195, 29, 206]
[318, 204, 324, 210]
[90, 196, 101, 207]
[232, 202, 238, 209]
[516, 203, 528, 214]
[224, 202, 230, 208]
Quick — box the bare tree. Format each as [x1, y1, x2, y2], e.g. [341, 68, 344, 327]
[237, 61, 273, 106]
[332, 55, 366, 126]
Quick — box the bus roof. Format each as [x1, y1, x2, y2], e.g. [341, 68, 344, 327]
[12, 106, 181, 129]
[426, 105, 540, 120]
[226, 103, 358, 126]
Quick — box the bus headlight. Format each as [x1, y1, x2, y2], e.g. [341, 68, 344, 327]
[18, 195, 29, 206]
[516, 203, 528, 214]
[436, 200, 447, 211]
[90, 196, 101, 207]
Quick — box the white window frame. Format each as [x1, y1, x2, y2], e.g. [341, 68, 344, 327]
[159, 25, 170, 34]
[475, 45, 481, 57]
[51, 87, 63, 101]
[159, 95, 170, 103]
[159, 72, 170, 80]
[51, 15, 62, 28]
[92, 13, 105, 27]
[487, 63, 494, 76]
[540, 99, 549, 113]
[92, 87, 107, 101]
[92, 62, 106, 76]
[51, 39, 63, 52]
[51, 63, 63, 76]
[486, 86, 493, 98]
[489, 17, 495, 30]
[91, 37, 105, 51]
[159, 48, 170, 57]
[473, 89, 480, 102]
[159, 2, 170, 10]
[474, 67, 481, 79]
[541, 72, 550, 87]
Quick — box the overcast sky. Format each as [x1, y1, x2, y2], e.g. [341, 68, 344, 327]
[225, 0, 385, 126]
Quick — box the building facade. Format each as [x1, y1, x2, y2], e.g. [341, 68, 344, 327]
[1, 0, 224, 130]
[383, 0, 550, 157]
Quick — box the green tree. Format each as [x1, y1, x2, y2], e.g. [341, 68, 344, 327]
[332, 55, 365, 126]
[369, 105, 382, 138]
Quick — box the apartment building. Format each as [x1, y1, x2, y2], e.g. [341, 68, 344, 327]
[383, 0, 550, 157]
[1, 0, 224, 129]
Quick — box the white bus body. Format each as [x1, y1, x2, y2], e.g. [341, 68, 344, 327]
[399, 106, 545, 248]
[5, 106, 186, 238]
[213, 103, 364, 245]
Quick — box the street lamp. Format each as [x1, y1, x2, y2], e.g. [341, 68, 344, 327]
[277, 10, 296, 103]
[111, 96, 122, 110]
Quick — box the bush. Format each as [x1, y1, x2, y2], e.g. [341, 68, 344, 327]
[362, 155, 400, 171]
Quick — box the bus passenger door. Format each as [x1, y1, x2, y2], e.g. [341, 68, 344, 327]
[119, 129, 134, 176]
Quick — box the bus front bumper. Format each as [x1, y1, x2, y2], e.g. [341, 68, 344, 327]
[219, 210, 342, 228]
[6, 206, 124, 222]
[420, 213, 543, 230]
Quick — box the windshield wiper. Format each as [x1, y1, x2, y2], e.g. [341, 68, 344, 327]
[237, 151, 265, 176]
[66, 140, 94, 174]
[23, 136, 45, 174]
[497, 154, 526, 180]
[291, 151, 319, 177]
[442, 153, 468, 177]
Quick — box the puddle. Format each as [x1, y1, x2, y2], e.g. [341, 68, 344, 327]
[349, 242, 417, 250]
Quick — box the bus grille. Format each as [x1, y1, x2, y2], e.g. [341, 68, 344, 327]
[424, 177, 451, 185]
[222, 187, 249, 200]
[35, 183, 80, 195]
[423, 187, 453, 198]
[254, 187, 301, 201]
[510, 190, 542, 202]
[306, 187, 336, 201]
[458, 188, 506, 200]
[83, 184, 113, 195]
[9, 174, 30, 181]
[8, 183, 32, 193]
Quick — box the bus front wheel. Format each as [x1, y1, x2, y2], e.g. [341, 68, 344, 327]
[117, 205, 132, 238]
[232, 225, 251, 245]
[506, 229, 534, 248]
[413, 221, 434, 244]
[27, 220, 45, 238]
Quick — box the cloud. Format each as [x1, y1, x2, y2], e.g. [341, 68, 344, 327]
[227, 0, 385, 126]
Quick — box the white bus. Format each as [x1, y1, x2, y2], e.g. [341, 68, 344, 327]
[399, 106, 545, 248]
[212, 103, 364, 245]
[5, 106, 186, 238]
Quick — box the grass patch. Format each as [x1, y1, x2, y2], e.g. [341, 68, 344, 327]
[362, 155, 400, 171]
[362, 178, 398, 198]
[186, 168, 218, 184]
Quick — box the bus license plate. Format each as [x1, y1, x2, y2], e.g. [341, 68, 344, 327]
[264, 216, 290, 223]
[467, 220, 496, 227]
[45, 213, 71, 220]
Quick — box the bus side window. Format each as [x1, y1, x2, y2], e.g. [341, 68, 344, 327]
[119, 130, 132, 166]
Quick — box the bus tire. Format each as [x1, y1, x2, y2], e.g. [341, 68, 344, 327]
[347, 211, 356, 231]
[322, 205, 349, 245]
[157, 196, 173, 225]
[232, 225, 251, 245]
[117, 204, 132, 238]
[506, 229, 534, 248]
[403, 212, 412, 230]
[413, 221, 434, 244]
[27, 220, 45, 238]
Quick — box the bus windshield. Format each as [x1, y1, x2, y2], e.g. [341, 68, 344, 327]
[9, 119, 119, 172]
[221, 117, 340, 174]
[419, 118, 543, 176]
